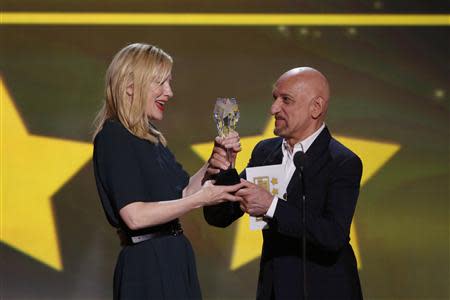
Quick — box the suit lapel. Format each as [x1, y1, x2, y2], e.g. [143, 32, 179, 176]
[303, 126, 332, 178]
[286, 127, 332, 197]
[259, 139, 283, 166]
[242, 138, 283, 179]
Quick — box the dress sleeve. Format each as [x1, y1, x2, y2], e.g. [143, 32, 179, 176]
[94, 126, 149, 211]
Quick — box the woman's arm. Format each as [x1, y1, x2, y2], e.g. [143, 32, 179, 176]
[120, 181, 243, 230]
[182, 163, 209, 198]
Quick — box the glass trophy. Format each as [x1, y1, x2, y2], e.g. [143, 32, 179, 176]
[213, 97, 241, 185]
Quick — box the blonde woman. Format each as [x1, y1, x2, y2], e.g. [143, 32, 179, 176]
[92, 43, 242, 299]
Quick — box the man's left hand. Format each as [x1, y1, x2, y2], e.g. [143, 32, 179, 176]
[236, 179, 273, 217]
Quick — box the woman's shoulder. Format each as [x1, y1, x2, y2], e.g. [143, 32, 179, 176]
[95, 119, 135, 146]
[94, 119, 157, 151]
[102, 118, 146, 138]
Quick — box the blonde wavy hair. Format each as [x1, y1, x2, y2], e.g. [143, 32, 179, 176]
[93, 43, 172, 145]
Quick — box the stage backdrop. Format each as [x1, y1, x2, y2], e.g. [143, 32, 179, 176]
[1, 1, 449, 299]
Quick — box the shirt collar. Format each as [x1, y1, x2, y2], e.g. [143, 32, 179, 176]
[282, 123, 325, 157]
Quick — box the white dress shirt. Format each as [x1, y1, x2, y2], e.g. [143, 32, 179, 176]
[265, 123, 325, 218]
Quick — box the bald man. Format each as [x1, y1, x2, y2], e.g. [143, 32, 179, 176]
[204, 67, 363, 300]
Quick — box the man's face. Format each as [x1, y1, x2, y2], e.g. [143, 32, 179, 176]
[270, 74, 313, 142]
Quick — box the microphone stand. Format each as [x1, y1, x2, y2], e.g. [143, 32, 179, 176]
[295, 151, 307, 300]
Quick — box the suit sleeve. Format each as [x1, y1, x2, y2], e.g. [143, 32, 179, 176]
[271, 155, 363, 252]
[203, 140, 264, 227]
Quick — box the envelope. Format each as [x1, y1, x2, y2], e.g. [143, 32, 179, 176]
[245, 164, 286, 230]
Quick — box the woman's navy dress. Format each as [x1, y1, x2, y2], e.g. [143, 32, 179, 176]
[93, 119, 202, 300]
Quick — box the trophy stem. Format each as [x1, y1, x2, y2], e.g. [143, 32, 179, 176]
[226, 147, 234, 169]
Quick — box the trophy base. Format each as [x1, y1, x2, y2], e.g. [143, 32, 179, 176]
[214, 168, 240, 186]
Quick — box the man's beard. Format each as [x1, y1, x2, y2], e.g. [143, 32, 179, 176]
[273, 127, 286, 137]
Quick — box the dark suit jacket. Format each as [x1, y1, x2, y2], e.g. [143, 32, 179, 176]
[204, 127, 363, 300]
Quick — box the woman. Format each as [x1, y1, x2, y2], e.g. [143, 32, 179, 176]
[92, 43, 242, 299]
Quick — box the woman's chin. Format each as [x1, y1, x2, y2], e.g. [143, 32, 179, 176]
[148, 114, 163, 121]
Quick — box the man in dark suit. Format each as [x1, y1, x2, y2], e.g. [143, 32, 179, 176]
[205, 67, 363, 299]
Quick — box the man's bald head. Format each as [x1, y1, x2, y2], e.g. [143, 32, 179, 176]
[278, 67, 330, 115]
[271, 67, 330, 145]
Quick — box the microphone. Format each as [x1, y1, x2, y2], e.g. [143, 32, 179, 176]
[294, 151, 307, 300]
[294, 151, 306, 173]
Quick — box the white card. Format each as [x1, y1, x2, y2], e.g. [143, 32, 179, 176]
[246, 164, 286, 230]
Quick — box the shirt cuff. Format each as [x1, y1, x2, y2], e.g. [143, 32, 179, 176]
[264, 196, 279, 219]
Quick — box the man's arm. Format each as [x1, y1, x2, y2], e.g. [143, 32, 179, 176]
[203, 140, 264, 227]
[271, 155, 363, 252]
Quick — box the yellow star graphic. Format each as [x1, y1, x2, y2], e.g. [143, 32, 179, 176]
[1, 77, 92, 271]
[192, 119, 400, 270]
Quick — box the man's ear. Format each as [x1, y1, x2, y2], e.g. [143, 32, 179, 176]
[311, 96, 325, 119]
[126, 84, 134, 97]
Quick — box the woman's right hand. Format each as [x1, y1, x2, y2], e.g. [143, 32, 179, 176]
[199, 180, 244, 206]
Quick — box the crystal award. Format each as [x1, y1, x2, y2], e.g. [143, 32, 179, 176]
[213, 97, 241, 185]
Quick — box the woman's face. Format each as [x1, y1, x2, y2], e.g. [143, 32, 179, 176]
[146, 75, 173, 121]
